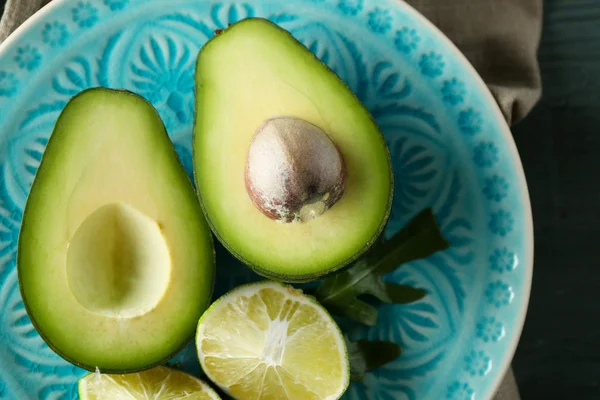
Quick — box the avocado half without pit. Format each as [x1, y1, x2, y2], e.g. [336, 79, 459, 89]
[193, 18, 393, 282]
[17, 88, 215, 372]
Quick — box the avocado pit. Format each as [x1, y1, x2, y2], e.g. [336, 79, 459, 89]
[245, 117, 346, 223]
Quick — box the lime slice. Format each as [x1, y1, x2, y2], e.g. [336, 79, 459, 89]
[79, 366, 221, 399]
[196, 281, 350, 400]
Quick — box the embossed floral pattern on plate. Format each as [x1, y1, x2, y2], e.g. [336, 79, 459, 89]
[0, 0, 531, 399]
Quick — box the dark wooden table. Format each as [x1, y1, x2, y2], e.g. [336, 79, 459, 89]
[1, 0, 599, 398]
[511, 1, 600, 398]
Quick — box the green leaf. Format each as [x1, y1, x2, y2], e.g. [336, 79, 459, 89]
[348, 339, 402, 382]
[315, 208, 450, 326]
[379, 283, 427, 303]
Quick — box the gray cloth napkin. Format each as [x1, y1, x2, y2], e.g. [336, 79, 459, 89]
[407, 0, 543, 124]
[0, 1, 540, 399]
[0, 0, 47, 41]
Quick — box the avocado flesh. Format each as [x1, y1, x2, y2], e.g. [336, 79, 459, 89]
[193, 19, 393, 281]
[17, 88, 215, 372]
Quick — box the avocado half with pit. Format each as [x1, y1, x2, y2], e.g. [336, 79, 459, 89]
[193, 18, 393, 282]
[17, 88, 215, 372]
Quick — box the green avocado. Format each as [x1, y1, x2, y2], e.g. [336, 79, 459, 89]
[17, 88, 215, 372]
[193, 18, 393, 282]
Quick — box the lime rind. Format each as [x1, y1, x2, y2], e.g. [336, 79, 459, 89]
[78, 366, 221, 400]
[196, 280, 350, 400]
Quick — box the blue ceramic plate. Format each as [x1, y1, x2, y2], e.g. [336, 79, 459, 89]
[0, 0, 533, 399]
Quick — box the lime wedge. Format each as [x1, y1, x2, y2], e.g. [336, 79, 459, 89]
[196, 281, 350, 400]
[79, 366, 221, 399]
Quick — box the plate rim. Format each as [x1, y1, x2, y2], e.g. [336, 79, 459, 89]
[398, 3, 534, 398]
[0, 0, 534, 399]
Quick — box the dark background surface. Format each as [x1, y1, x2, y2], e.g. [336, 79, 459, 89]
[511, 1, 600, 398]
[1, 0, 599, 398]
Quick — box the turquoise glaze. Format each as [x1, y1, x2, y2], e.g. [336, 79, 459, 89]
[0, 0, 532, 399]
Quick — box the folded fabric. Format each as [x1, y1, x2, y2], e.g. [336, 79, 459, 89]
[407, 0, 543, 124]
[0, 0, 46, 42]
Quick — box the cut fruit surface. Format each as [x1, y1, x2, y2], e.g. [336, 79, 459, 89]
[196, 281, 350, 400]
[79, 366, 221, 399]
[193, 18, 393, 281]
[17, 88, 215, 372]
